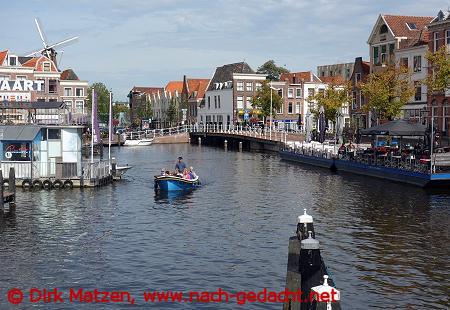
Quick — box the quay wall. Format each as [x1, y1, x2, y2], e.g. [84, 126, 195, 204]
[189, 132, 282, 152]
[153, 133, 189, 144]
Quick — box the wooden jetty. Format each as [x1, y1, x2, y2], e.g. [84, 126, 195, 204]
[283, 209, 341, 310]
[0, 167, 16, 219]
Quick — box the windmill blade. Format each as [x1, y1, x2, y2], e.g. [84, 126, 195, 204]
[25, 48, 46, 57]
[34, 18, 48, 48]
[46, 36, 79, 50]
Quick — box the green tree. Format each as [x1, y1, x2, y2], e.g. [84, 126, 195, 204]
[167, 97, 178, 126]
[87, 82, 111, 123]
[361, 65, 415, 121]
[256, 60, 290, 81]
[425, 45, 450, 94]
[251, 81, 283, 120]
[308, 79, 351, 127]
[112, 104, 129, 119]
[136, 95, 152, 120]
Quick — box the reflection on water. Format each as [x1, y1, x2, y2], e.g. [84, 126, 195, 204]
[0, 143, 448, 309]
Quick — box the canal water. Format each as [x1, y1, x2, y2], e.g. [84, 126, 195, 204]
[0, 144, 448, 309]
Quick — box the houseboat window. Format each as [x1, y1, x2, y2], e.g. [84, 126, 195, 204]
[41, 128, 47, 141]
[3, 142, 31, 161]
[48, 129, 61, 140]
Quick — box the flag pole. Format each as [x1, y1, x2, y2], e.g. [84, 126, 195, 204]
[109, 90, 112, 165]
[91, 88, 94, 164]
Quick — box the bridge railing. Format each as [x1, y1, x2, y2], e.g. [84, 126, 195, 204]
[188, 124, 292, 143]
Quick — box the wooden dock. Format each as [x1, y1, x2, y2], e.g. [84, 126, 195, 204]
[0, 167, 16, 219]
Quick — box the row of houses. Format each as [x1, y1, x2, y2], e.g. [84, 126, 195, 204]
[129, 9, 450, 133]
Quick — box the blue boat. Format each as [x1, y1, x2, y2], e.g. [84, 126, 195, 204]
[154, 175, 200, 191]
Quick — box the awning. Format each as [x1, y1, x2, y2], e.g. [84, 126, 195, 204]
[360, 119, 427, 136]
[0, 126, 41, 141]
[0, 101, 65, 109]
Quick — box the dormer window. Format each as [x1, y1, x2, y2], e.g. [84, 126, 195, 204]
[43, 62, 51, 72]
[9, 56, 17, 66]
[380, 24, 388, 34]
[406, 23, 417, 30]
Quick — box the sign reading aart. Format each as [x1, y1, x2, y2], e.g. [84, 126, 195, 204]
[0, 80, 45, 92]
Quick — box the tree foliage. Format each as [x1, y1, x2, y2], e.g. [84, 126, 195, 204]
[256, 60, 290, 81]
[361, 65, 415, 121]
[425, 45, 450, 94]
[251, 81, 283, 120]
[167, 97, 178, 126]
[308, 80, 351, 123]
[87, 82, 111, 123]
[113, 104, 129, 119]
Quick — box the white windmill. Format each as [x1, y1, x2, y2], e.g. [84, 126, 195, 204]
[25, 18, 78, 69]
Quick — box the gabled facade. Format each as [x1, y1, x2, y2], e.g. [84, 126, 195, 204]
[197, 62, 266, 126]
[349, 57, 371, 129]
[0, 50, 88, 124]
[427, 10, 450, 136]
[367, 14, 433, 73]
[128, 86, 162, 126]
[181, 76, 209, 125]
[317, 62, 354, 81]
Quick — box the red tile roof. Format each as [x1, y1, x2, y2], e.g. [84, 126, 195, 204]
[383, 15, 433, 39]
[132, 87, 163, 95]
[0, 50, 7, 65]
[280, 71, 321, 83]
[165, 81, 183, 96]
[61, 69, 79, 80]
[362, 61, 370, 75]
[187, 79, 210, 100]
[319, 76, 345, 84]
[21, 57, 39, 68]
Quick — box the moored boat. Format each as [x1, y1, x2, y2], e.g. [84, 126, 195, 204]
[154, 175, 200, 191]
[123, 138, 153, 146]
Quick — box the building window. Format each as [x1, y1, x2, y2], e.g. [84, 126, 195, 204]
[0, 75, 10, 80]
[64, 87, 72, 96]
[237, 82, 244, 91]
[246, 82, 252, 91]
[415, 82, 422, 101]
[447, 30, 450, 45]
[277, 89, 283, 98]
[381, 45, 387, 65]
[75, 100, 84, 113]
[43, 62, 51, 72]
[288, 102, 293, 114]
[218, 95, 221, 109]
[49, 79, 57, 94]
[359, 92, 364, 107]
[318, 89, 325, 97]
[400, 57, 409, 68]
[9, 56, 17, 66]
[295, 103, 300, 114]
[208, 96, 210, 109]
[413, 56, 422, 72]
[246, 96, 252, 109]
[255, 82, 262, 90]
[307, 88, 315, 100]
[355, 73, 361, 83]
[373, 46, 379, 65]
[214, 96, 217, 109]
[296, 88, 302, 98]
[16, 75, 27, 80]
[287, 88, 294, 98]
[352, 91, 357, 109]
[380, 24, 388, 34]
[434, 32, 439, 52]
[237, 96, 244, 109]
[75, 88, 84, 96]
[48, 129, 61, 139]
[277, 105, 283, 114]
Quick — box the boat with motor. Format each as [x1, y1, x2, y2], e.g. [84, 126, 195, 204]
[154, 175, 200, 191]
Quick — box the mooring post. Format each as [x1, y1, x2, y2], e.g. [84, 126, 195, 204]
[8, 167, 16, 215]
[224, 140, 228, 151]
[198, 137, 202, 146]
[239, 141, 243, 152]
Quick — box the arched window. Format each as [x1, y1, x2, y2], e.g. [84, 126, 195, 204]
[380, 24, 388, 34]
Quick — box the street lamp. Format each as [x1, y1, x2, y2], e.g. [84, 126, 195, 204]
[269, 82, 280, 140]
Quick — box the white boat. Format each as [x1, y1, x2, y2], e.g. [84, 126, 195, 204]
[123, 132, 153, 146]
[123, 138, 153, 146]
[112, 165, 132, 179]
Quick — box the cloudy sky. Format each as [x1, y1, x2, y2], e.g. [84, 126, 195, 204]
[1, 0, 447, 100]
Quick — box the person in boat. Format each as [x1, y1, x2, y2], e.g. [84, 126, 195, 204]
[189, 167, 197, 179]
[161, 169, 166, 176]
[182, 168, 191, 180]
[175, 156, 187, 173]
